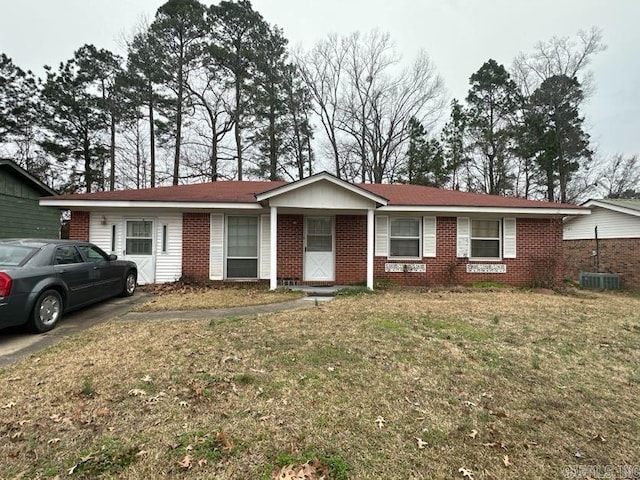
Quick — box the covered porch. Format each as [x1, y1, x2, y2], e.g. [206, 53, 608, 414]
[255, 172, 388, 290]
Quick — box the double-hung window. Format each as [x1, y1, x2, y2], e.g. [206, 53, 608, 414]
[470, 219, 501, 259]
[389, 218, 420, 258]
[227, 216, 258, 278]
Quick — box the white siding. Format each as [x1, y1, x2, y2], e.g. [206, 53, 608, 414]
[268, 180, 377, 209]
[503, 218, 517, 258]
[89, 213, 114, 253]
[154, 213, 182, 283]
[422, 216, 437, 257]
[89, 211, 182, 284]
[260, 214, 270, 279]
[564, 207, 640, 240]
[456, 217, 470, 257]
[375, 216, 389, 256]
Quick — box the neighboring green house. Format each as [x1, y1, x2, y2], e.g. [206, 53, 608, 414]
[0, 159, 59, 239]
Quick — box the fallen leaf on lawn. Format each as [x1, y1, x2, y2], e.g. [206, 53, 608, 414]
[459, 467, 475, 479]
[2, 401, 16, 409]
[591, 434, 606, 443]
[416, 437, 428, 449]
[375, 416, 386, 429]
[327, 366, 335, 372]
[489, 410, 509, 418]
[128, 388, 147, 397]
[178, 454, 193, 469]
[272, 459, 328, 480]
[482, 442, 507, 450]
[468, 429, 478, 439]
[503, 455, 511, 467]
[142, 375, 153, 383]
[216, 430, 235, 452]
[574, 451, 585, 458]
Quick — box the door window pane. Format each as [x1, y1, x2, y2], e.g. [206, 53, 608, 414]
[306, 217, 332, 252]
[78, 245, 108, 263]
[55, 246, 83, 265]
[126, 221, 153, 255]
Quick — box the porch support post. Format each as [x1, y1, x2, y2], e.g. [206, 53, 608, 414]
[367, 208, 374, 290]
[270, 205, 278, 290]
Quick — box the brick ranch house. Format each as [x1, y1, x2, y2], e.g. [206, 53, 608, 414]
[564, 198, 640, 290]
[41, 172, 587, 289]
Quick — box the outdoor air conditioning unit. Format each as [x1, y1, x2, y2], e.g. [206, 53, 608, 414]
[579, 272, 620, 290]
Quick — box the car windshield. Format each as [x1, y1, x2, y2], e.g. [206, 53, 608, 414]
[0, 245, 37, 266]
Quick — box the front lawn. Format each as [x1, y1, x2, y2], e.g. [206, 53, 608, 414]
[0, 290, 638, 479]
[135, 283, 304, 312]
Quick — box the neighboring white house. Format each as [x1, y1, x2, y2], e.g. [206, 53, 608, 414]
[563, 199, 640, 290]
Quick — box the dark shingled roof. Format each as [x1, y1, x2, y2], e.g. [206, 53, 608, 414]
[51, 179, 581, 209]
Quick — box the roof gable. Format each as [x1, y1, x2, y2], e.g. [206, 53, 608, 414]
[255, 171, 388, 207]
[582, 199, 640, 217]
[0, 159, 56, 196]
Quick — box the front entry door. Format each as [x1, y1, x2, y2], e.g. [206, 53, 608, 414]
[304, 217, 334, 282]
[123, 220, 155, 284]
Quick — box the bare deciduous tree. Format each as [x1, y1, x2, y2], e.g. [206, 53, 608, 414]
[512, 27, 606, 98]
[299, 30, 446, 183]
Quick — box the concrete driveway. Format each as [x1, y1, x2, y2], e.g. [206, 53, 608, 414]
[0, 293, 149, 367]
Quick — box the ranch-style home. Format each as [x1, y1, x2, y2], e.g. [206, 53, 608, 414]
[41, 171, 587, 289]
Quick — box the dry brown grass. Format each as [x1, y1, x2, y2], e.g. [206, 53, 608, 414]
[135, 283, 304, 312]
[1, 290, 639, 479]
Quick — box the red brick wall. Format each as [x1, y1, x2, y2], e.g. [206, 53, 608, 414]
[176, 213, 565, 288]
[277, 214, 303, 281]
[68, 211, 89, 240]
[564, 237, 640, 291]
[335, 215, 367, 284]
[374, 217, 564, 287]
[182, 212, 210, 281]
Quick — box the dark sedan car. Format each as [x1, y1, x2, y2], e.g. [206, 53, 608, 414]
[0, 239, 137, 333]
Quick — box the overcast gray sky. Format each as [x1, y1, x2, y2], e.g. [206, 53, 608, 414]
[1, 0, 638, 158]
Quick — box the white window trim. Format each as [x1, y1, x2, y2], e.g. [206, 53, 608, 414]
[469, 218, 502, 261]
[389, 217, 422, 260]
[225, 215, 259, 279]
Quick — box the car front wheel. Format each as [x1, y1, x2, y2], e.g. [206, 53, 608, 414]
[29, 289, 63, 333]
[122, 271, 137, 297]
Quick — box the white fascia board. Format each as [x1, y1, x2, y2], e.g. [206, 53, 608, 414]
[582, 200, 640, 217]
[377, 205, 589, 216]
[38, 199, 262, 210]
[255, 172, 388, 205]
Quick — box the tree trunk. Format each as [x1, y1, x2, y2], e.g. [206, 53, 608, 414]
[148, 82, 156, 188]
[269, 102, 277, 181]
[109, 114, 116, 191]
[83, 136, 92, 193]
[235, 76, 243, 181]
[173, 79, 183, 186]
[211, 137, 218, 182]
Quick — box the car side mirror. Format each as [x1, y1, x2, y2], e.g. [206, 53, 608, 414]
[108, 254, 118, 261]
